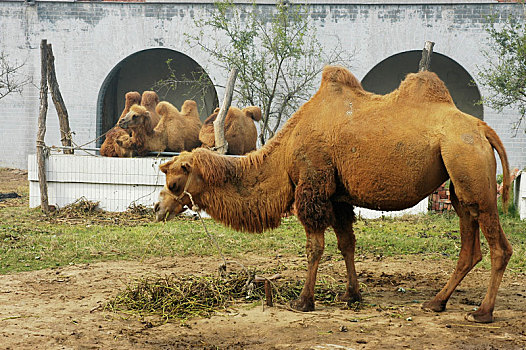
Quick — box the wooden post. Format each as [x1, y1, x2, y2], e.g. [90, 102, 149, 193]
[213, 68, 238, 155]
[46, 43, 73, 154]
[37, 39, 50, 214]
[419, 41, 435, 72]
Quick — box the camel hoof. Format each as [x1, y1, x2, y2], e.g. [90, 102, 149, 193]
[422, 300, 446, 312]
[290, 298, 315, 312]
[338, 292, 362, 304]
[465, 311, 493, 323]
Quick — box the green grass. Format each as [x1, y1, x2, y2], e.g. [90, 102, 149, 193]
[1, 203, 525, 274]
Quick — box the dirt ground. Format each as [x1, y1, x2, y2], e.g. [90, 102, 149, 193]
[1, 168, 526, 350]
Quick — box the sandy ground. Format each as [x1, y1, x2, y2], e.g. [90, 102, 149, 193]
[1, 256, 525, 350]
[1, 168, 525, 349]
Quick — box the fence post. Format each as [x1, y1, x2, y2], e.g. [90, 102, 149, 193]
[213, 68, 238, 155]
[419, 41, 435, 72]
[37, 39, 50, 214]
[47, 43, 73, 154]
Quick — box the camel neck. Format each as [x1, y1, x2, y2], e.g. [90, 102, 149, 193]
[194, 128, 295, 233]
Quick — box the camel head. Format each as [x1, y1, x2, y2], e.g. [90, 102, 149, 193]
[153, 186, 186, 222]
[159, 151, 206, 210]
[118, 105, 150, 130]
[114, 133, 135, 157]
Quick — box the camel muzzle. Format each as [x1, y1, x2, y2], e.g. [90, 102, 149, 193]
[118, 120, 128, 129]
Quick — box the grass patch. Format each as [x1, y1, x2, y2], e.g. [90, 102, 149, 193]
[1, 198, 525, 274]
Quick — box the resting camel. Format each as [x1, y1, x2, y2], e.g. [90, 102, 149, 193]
[159, 66, 512, 323]
[117, 100, 202, 155]
[99, 91, 141, 157]
[199, 106, 262, 155]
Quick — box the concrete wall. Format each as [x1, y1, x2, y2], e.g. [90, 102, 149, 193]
[0, 0, 524, 171]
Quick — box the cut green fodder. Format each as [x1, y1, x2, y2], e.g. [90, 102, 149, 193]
[108, 271, 345, 321]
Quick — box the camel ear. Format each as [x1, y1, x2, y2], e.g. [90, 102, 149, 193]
[159, 158, 175, 174]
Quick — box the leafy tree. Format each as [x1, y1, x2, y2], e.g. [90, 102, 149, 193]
[182, 0, 351, 144]
[478, 10, 526, 131]
[0, 51, 30, 100]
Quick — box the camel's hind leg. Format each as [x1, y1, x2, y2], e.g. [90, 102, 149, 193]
[332, 202, 361, 304]
[467, 211, 512, 323]
[437, 141, 513, 322]
[422, 183, 482, 312]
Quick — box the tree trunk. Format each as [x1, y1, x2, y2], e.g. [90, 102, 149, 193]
[419, 41, 435, 72]
[213, 68, 238, 155]
[46, 43, 73, 154]
[37, 39, 50, 214]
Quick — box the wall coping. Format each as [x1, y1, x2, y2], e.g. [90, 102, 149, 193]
[13, 0, 510, 5]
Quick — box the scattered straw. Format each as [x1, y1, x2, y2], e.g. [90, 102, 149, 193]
[108, 272, 345, 322]
[41, 197, 154, 226]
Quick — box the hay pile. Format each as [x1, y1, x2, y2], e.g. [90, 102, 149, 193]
[42, 197, 154, 226]
[109, 271, 343, 321]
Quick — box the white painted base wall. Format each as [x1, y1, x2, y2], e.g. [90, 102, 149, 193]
[355, 199, 428, 220]
[513, 171, 526, 220]
[28, 154, 428, 218]
[28, 154, 168, 212]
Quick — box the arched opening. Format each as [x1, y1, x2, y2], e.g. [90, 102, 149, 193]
[96, 48, 218, 144]
[361, 51, 483, 120]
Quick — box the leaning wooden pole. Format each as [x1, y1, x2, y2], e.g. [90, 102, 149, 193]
[419, 41, 435, 72]
[46, 43, 73, 154]
[37, 39, 50, 214]
[213, 68, 238, 155]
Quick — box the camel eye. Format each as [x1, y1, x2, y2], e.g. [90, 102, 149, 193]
[132, 114, 138, 120]
[180, 162, 191, 174]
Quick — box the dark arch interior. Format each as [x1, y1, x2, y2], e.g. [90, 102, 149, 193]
[361, 51, 483, 120]
[97, 48, 218, 144]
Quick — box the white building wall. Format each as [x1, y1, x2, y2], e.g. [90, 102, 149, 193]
[0, 1, 524, 170]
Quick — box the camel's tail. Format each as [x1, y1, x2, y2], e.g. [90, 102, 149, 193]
[484, 124, 511, 212]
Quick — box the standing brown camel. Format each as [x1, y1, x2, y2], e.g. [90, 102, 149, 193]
[117, 100, 202, 155]
[159, 66, 512, 323]
[199, 106, 262, 155]
[99, 91, 141, 157]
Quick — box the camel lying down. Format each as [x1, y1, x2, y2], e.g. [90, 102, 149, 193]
[159, 66, 512, 323]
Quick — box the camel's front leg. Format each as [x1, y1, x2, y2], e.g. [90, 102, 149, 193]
[291, 230, 325, 311]
[332, 202, 361, 304]
[291, 165, 335, 311]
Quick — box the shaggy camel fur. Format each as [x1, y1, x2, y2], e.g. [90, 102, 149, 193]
[99, 91, 141, 157]
[117, 100, 202, 155]
[160, 66, 512, 323]
[199, 106, 262, 155]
